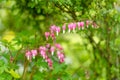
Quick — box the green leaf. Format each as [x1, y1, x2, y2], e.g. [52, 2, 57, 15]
[0, 60, 4, 66]
[0, 72, 12, 80]
[36, 57, 48, 68]
[0, 60, 8, 74]
[52, 62, 66, 74]
[7, 69, 20, 79]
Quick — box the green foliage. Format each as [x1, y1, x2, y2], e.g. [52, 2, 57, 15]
[0, 72, 12, 80]
[0, 0, 120, 80]
[0, 59, 8, 74]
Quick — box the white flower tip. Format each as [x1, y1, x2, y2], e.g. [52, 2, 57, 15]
[82, 27, 84, 29]
[68, 29, 71, 33]
[27, 56, 30, 60]
[43, 56, 45, 59]
[52, 52, 54, 55]
[56, 32, 59, 36]
[33, 55, 35, 59]
[63, 30, 65, 34]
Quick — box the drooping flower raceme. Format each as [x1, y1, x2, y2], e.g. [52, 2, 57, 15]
[25, 20, 99, 69]
[47, 20, 97, 40]
[39, 46, 53, 68]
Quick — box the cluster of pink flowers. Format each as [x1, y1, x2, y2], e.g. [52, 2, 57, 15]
[25, 49, 37, 61]
[45, 25, 61, 40]
[25, 20, 98, 69]
[45, 20, 98, 40]
[55, 44, 64, 63]
[25, 43, 64, 69]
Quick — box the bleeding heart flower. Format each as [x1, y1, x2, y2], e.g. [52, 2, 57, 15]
[68, 23, 73, 33]
[31, 49, 37, 59]
[26, 50, 32, 61]
[55, 27, 61, 36]
[62, 24, 66, 34]
[78, 22, 84, 29]
[55, 43, 63, 50]
[45, 32, 50, 40]
[50, 46, 55, 55]
[50, 25, 56, 33]
[57, 51, 64, 63]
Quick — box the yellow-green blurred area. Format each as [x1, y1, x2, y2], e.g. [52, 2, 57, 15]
[0, 0, 120, 80]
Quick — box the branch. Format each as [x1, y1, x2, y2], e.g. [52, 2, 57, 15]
[29, 65, 37, 80]
[21, 58, 29, 80]
[54, 3, 71, 13]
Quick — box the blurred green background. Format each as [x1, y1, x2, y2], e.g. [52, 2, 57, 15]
[0, 0, 120, 80]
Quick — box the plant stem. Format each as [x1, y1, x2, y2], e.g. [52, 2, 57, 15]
[21, 57, 29, 80]
[29, 65, 37, 80]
